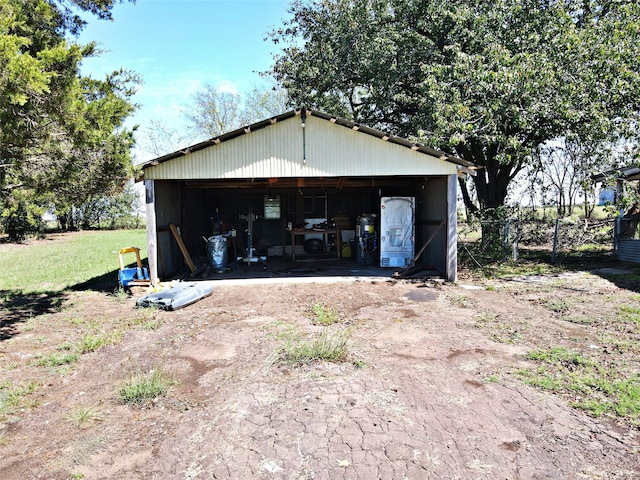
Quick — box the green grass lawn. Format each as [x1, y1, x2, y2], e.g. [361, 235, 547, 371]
[0, 230, 147, 293]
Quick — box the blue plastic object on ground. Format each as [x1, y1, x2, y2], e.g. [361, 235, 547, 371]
[118, 267, 150, 288]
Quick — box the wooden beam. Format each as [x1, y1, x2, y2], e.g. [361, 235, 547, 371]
[169, 224, 196, 273]
[184, 177, 417, 190]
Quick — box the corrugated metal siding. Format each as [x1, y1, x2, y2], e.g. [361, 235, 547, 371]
[143, 116, 456, 180]
[617, 239, 640, 264]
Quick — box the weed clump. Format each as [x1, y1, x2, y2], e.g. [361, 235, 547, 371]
[118, 369, 174, 405]
[66, 403, 104, 428]
[311, 303, 339, 325]
[275, 329, 350, 366]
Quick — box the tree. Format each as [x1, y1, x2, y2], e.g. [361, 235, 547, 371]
[269, 0, 640, 217]
[185, 86, 244, 138]
[139, 119, 193, 159]
[185, 81, 290, 140]
[242, 82, 290, 124]
[66, 180, 142, 230]
[0, 0, 137, 239]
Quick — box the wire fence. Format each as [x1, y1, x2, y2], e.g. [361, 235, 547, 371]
[458, 215, 615, 265]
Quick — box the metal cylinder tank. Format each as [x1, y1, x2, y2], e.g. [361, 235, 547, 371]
[206, 235, 228, 269]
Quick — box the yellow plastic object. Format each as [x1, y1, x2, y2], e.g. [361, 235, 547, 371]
[118, 247, 150, 287]
[118, 247, 143, 270]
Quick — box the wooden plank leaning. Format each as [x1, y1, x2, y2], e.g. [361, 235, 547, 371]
[394, 220, 445, 278]
[169, 224, 197, 273]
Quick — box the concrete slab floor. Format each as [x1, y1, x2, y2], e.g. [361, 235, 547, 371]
[175, 256, 444, 284]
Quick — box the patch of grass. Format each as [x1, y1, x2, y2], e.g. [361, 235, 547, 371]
[518, 347, 640, 424]
[474, 312, 525, 344]
[609, 376, 640, 417]
[352, 359, 367, 369]
[111, 287, 131, 301]
[118, 369, 174, 405]
[617, 304, 640, 324]
[526, 347, 596, 367]
[275, 329, 350, 365]
[65, 403, 104, 428]
[490, 322, 524, 344]
[563, 315, 595, 326]
[485, 261, 561, 279]
[474, 312, 497, 328]
[449, 294, 472, 308]
[33, 352, 79, 368]
[517, 365, 566, 391]
[0, 229, 147, 293]
[544, 299, 571, 314]
[604, 270, 640, 289]
[141, 319, 161, 330]
[129, 305, 161, 329]
[483, 374, 500, 384]
[575, 243, 610, 252]
[78, 333, 120, 353]
[598, 335, 640, 355]
[262, 319, 298, 341]
[0, 380, 38, 420]
[79, 335, 106, 353]
[311, 303, 339, 325]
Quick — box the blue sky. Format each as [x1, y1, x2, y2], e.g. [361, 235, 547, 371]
[76, 0, 292, 161]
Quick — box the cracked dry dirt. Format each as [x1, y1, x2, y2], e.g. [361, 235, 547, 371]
[1, 272, 639, 479]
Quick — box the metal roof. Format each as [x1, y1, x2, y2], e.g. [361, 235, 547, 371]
[139, 108, 476, 173]
[592, 166, 640, 183]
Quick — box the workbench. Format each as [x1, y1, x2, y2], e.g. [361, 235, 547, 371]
[289, 229, 342, 262]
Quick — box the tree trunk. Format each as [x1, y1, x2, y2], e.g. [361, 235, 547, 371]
[457, 177, 478, 218]
[457, 141, 519, 212]
[456, 141, 526, 254]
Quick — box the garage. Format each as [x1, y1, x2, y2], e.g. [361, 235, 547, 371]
[139, 109, 475, 284]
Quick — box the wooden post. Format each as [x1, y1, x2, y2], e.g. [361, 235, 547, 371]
[144, 180, 159, 285]
[552, 216, 559, 263]
[446, 174, 458, 282]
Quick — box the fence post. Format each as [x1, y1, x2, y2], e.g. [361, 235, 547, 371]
[552, 216, 559, 263]
[513, 219, 519, 261]
[502, 219, 510, 262]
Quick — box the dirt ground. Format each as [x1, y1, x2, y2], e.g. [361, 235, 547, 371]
[1, 262, 639, 479]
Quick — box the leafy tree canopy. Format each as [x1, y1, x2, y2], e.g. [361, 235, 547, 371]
[185, 82, 289, 139]
[270, 0, 640, 213]
[0, 0, 138, 239]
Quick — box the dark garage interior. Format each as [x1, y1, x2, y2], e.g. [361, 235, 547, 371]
[152, 175, 452, 280]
